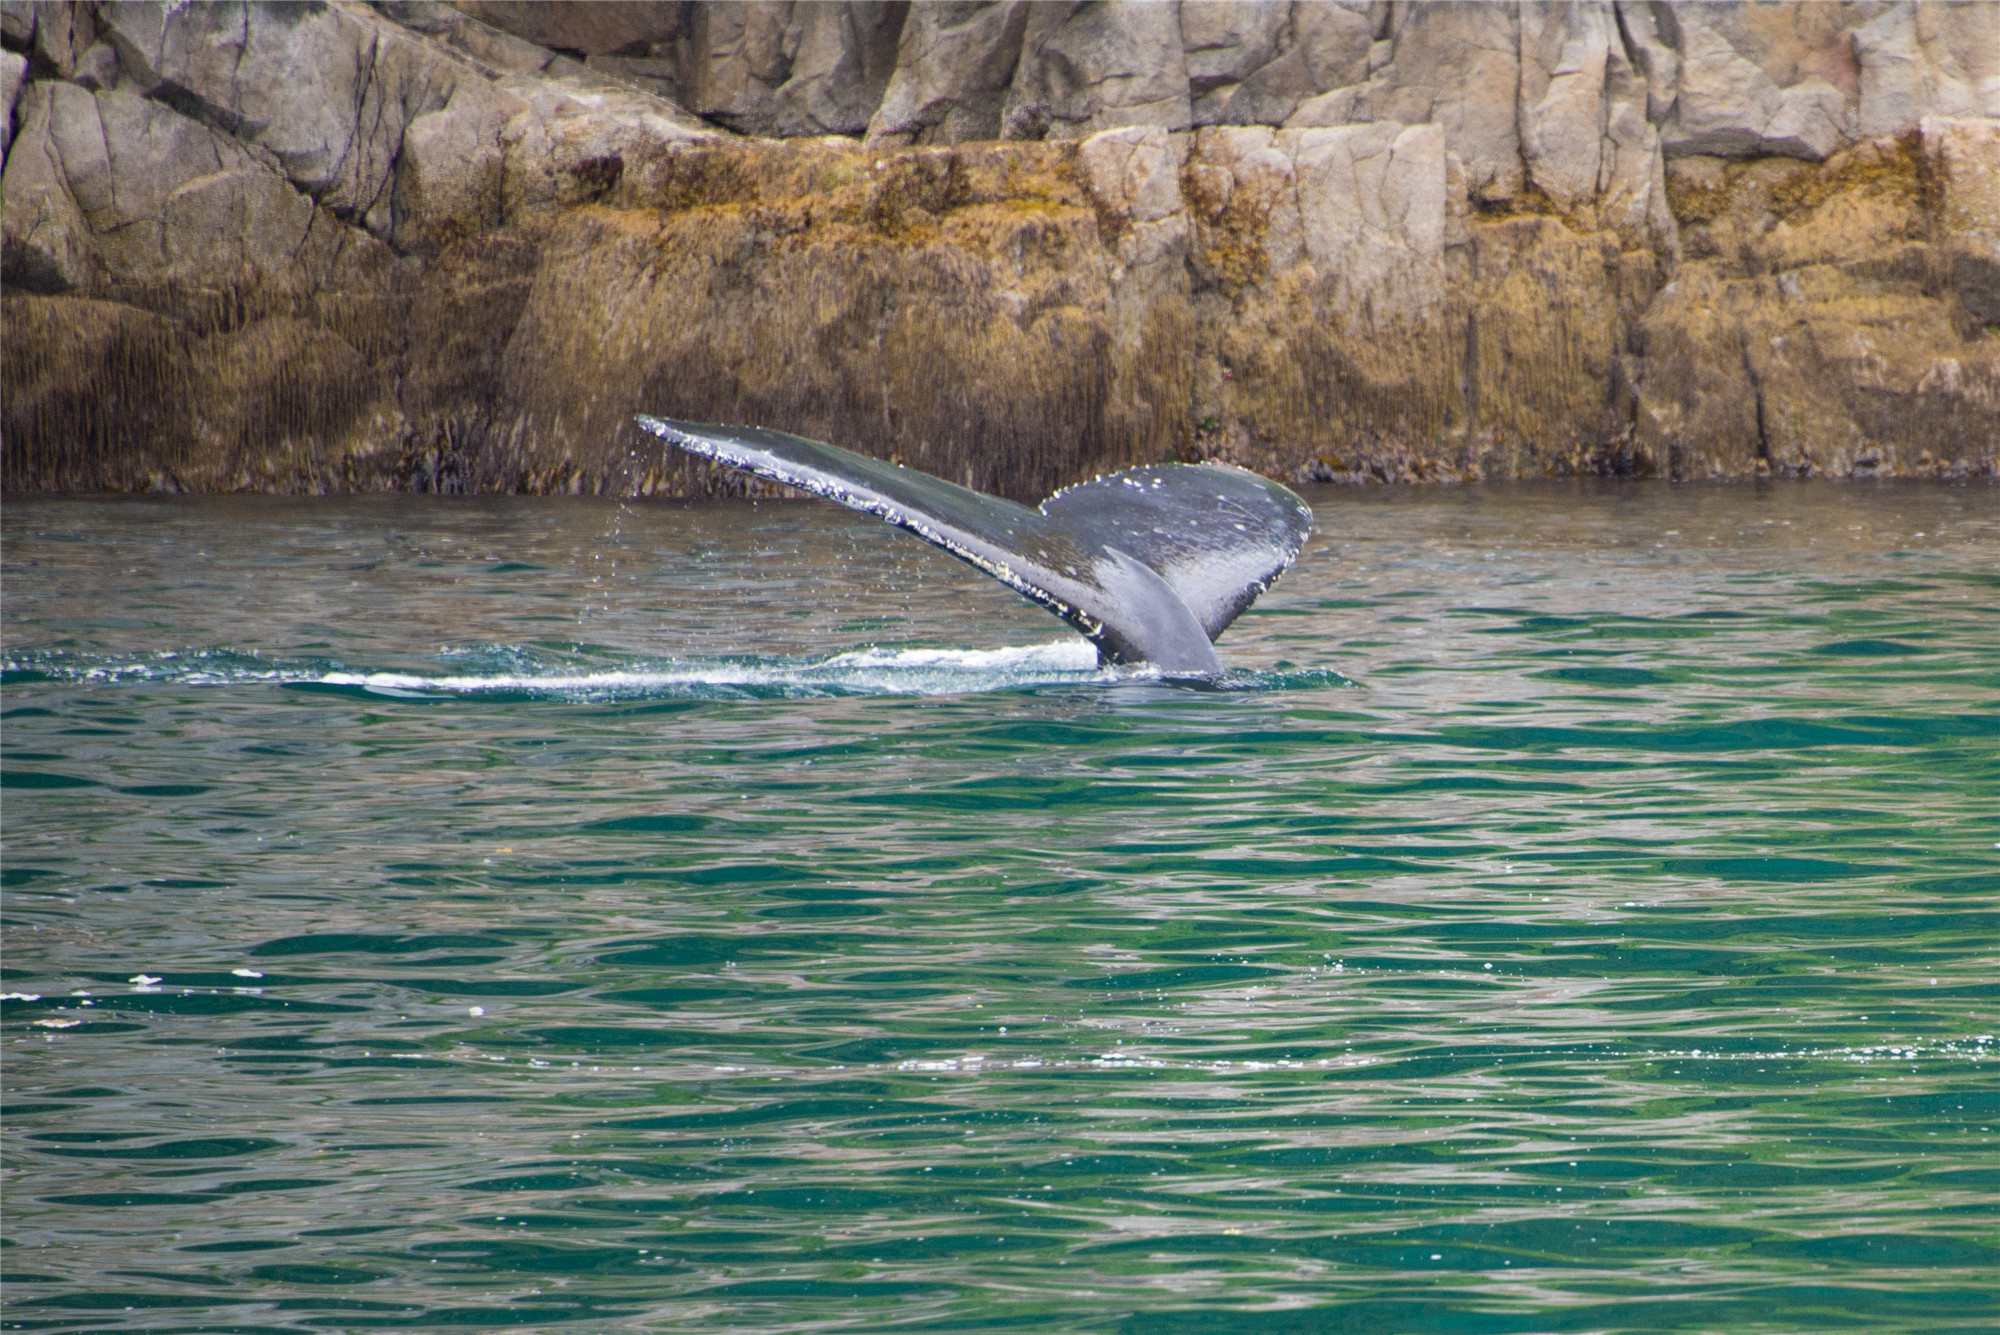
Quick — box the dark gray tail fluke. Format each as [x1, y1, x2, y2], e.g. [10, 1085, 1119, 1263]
[636, 416, 1313, 674]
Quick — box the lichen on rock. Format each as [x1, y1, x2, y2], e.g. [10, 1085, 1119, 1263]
[3, 1, 1995, 495]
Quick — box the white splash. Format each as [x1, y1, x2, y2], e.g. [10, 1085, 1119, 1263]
[5, 637, 1226, 700]
[318, 639, 1107, 695]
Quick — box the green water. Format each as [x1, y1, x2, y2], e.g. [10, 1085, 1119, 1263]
[2, 481, 1996, 1333]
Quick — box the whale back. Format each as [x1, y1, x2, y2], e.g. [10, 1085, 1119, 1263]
[636, 417, 1311, 672]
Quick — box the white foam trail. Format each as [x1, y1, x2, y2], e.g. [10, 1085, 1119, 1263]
[308, 640, 1108, 697]
[820, 641, 1104, 672]
[10, 639, 1181, 698]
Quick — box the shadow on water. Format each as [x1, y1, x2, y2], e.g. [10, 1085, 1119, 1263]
[1, 480, 1996, 1331]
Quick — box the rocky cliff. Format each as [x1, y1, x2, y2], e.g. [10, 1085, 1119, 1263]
[4, 0, 1996, 497]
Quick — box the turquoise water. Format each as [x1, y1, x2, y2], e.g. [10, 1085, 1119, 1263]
[2, 482, 1996, 1332]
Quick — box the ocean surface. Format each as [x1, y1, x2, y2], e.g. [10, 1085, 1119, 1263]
[2, 480, 1996, 1333]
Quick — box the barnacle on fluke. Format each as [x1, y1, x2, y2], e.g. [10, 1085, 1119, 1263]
[638, 416, 1313, 675]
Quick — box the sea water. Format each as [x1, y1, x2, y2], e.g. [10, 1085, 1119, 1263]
[2, 481, 1996, 1332]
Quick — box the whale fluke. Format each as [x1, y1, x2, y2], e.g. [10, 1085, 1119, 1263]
[636, 416, 1313, 674]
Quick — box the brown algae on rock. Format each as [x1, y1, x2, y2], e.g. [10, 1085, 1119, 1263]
[3, 1, 1996, 494]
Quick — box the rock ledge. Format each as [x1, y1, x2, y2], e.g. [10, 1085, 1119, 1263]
[4, 1, 1995, 494]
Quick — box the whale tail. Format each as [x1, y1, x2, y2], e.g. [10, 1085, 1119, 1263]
[636, 416, 1313, 674]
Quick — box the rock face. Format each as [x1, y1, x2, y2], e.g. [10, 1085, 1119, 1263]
[4, 0, 1996, 495]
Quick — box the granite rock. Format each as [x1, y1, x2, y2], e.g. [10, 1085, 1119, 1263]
[1638, 127, 2000, 478]
[376, 0, 566, 75]
[1, 46, 26, 155]
[98, 0, 462, 236]
[1078, 123, 1189, 278]
[494, 71, 718, 218]
[2, 80, 347, 291]
[771, 1, 908, 137]
[5, 1, 1998, 493]
[1002, 0, 1191, 139]
[393, 80, 517, 254]
[1179, 0, 1289, 125]
[1856, 3, 2000, 138]
[1288, 1, 1524, 203]
[1214, 0, 1372, 129]
[868, 2, 1031, 146]
[1291, 121, 1448, 321]
[590, 1, 911, 138]
[0, 3, 31, 48]
[680, 0, 794, 132]
[28, 0, 94, 79]
[1659, 3, 1853, 160]
[1, 80, 95, 292]
[1926, 115, 2000, 324]
[448, 0, 688, 59]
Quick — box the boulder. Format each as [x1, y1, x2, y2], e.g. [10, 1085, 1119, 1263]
[681, 0, 794, 132]
[1852, 4, 1925, 139]
[1856, 2, 2000, 138]
[1178, 119, 1449, 326]
[1180, 0, 1289, 125]
[868, 1, 1031, 146]
[1180, 125, 1295, 296]
[28, 0, 94, 79]
[11, 80, 364, 288]
[1519, 1, 1675, 252]
[1613, 0, 1679, 123]
[1914, 0, 2000, 119]
[1600, 23, 1678, 255]
[1080, 125, 1187, 227]
[495, 73, 719, 218]
[1354, 1, 1524, 203]
[1078, 124, 1190, 278]
[374, 0, 564, 76]
[1275, 123, 1443, 321]
[446, 0, 688, 58]
[98, 0, 485, 236]
[666, 2, 907, 136]
[2, 47, 26, 157]
[1215, 0, 1372, 128]
[1001, 0, 1191, 139]
[394, 80, 521, 254]
[1, 81, 95, 292]
[90, 0, 711, 247]
[83, 87, 316, 283]
[1661, 2, 1856, 160]
[1, 3, 32, 47]
[1519, 0, 1613, 210]
[769, 0, 907, 137]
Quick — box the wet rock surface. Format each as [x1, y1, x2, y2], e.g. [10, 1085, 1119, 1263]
[3, 0, 1995, 495]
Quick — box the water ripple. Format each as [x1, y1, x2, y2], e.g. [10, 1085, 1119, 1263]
[3, 482, 1996, 1332]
